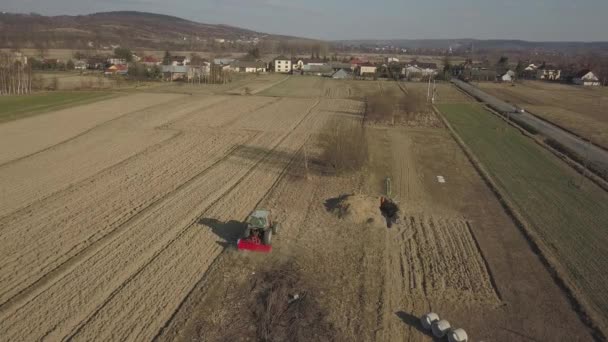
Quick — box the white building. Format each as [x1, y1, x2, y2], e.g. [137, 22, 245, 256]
[231, 61, 267, 73]
[501, 70, 515, 82]
[108, 58, 126, 65]
[573, 70, 600, 86]
[358, 63, 377, 76]
[274, 56, 292, 73]
[537, 65, 561, 80]
[74, 60, 87, 70]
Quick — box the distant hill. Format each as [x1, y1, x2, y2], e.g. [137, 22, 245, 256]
[334, 39, 608, 54]
[0, 11, 300, 50]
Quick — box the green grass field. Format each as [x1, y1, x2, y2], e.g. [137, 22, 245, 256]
[438, 103, 608, 324]
[0, 91, 117, 123]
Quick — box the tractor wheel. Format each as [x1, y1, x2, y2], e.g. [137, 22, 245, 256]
[243, 228, 250, 238]
[263, 230, 272, 245]
[272, 223, 281, 234]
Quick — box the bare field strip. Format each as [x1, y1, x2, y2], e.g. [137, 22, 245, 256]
[259, 76, 326, 98]
[390, 215, 499, 304]
[225, 74, 289, 95]
[0, 87, 334, 340]
[439, 103, 608, 333]
[478, 81, 608, 149]
[0, 93, 185, 165]
[0, 95, 229, 217]
[0, 91, 118, 124]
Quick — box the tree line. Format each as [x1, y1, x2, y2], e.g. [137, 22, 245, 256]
[0, 53, 33, 95]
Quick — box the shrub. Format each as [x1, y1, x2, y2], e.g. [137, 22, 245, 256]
[318, 118, 368, 175]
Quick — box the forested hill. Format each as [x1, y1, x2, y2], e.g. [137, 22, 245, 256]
[0, 11, 300, 50]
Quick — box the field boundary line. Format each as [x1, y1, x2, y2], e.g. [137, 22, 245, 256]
[252, 75, 291, 95]
[481, 103, 608, 192]
[445, 83, 608, 191]
[464, 221, 503, 301]
[450, 81, 608, 185]
[0, 95, 189, 168]
[433, 104, 607, 340]
[523, 106, 608, 152]
[0, 92, 122, 125]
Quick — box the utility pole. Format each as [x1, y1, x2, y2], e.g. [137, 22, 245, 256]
[427, 76, 431, 102]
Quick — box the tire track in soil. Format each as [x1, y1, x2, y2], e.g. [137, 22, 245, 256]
[0, 132, 257, 314]
[0, 132, 277, 341]
[0, 95, 231, 219]
[0, 96, 273, 305]
[65, 99, 322, 341]
[3, 97, 316, 337]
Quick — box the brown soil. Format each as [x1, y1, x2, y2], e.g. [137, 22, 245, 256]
[325, 194, 385, 228]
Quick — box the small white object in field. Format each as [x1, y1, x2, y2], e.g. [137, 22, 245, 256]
[420, 312, 440, 331]
[431, 319, 451, 338]
[448, 328, 468, 342]
[437, 176, 446, 183]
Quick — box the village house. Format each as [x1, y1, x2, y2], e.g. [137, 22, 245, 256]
[231, 60, 267, 73]
[331, 68, 352, 79]
[108, 58, 126, 66]
[105, 64, 128, 75]
[187, 65, 210, 82]
[214, 58, 235, 66]
[357, 62, 377, 76]
[161, 65, 189, 81]
[302, 64, 333, 76]
[402, 62, 438, 80]
[500, 70, 516, 82]
[142, 56, 161, 66]
[274, 56, 292, 73]
[537, 65, 561, 81]
[573, 70, 600, 86]
[349, 58, 367, 70]
[171, 56, 190, 66]
[86, 57, 107, 70]
[292, 58, 328, 71]
[524, 63, 538, 71]
[74, 60, 87, 70]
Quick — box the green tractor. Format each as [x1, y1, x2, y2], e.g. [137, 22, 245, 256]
[237, 209, 280, 252]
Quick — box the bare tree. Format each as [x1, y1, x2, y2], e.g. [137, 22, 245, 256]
[0, 53, 33, 96]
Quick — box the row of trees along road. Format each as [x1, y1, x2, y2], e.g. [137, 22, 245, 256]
[0, 53, 33, 95]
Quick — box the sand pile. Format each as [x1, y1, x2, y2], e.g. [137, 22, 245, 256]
[326, 194, 385, 227]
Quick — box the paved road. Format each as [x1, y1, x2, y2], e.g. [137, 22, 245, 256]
[452, 79, 608, 175]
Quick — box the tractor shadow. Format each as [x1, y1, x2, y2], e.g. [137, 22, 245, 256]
[395, 311, 441, 341]
[198, 218, 245, 248]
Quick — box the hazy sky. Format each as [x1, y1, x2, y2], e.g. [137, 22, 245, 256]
[2, 0, 607, 41]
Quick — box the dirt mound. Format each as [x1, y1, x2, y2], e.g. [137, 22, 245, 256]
[325, 194, 385, 227]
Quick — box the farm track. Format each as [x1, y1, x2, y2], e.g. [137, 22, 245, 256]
[0, 92, 322, 341]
